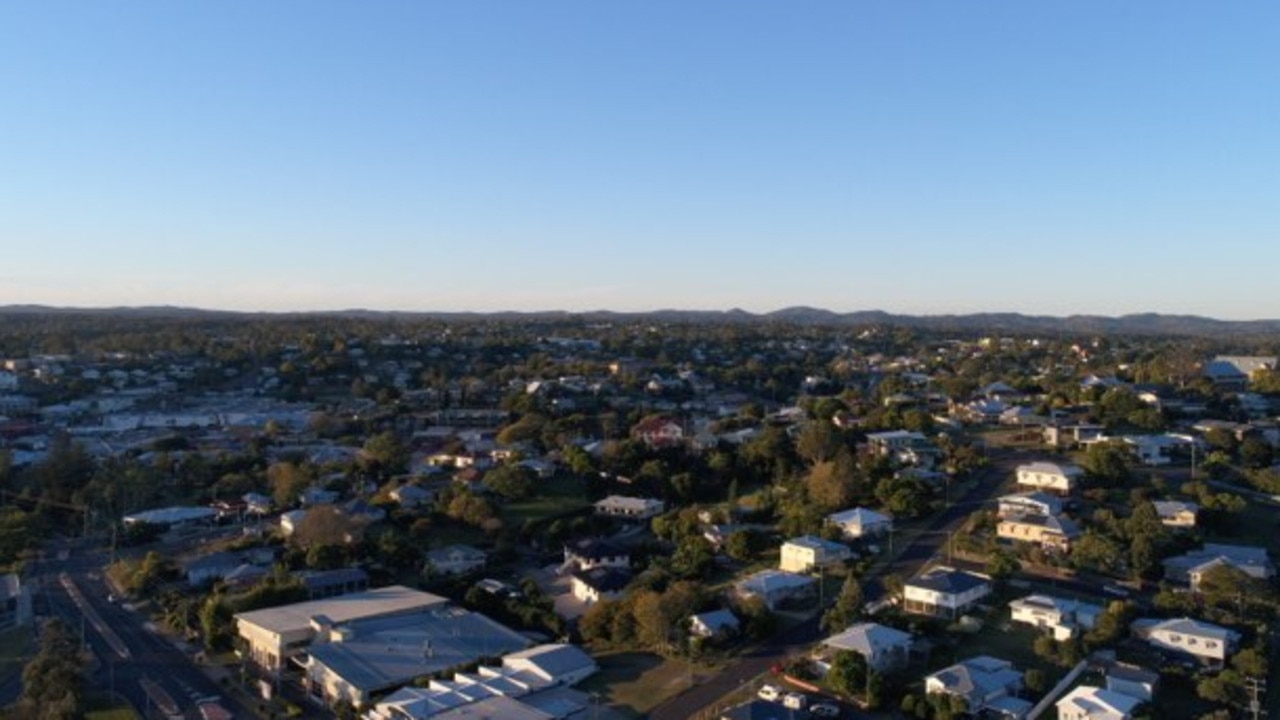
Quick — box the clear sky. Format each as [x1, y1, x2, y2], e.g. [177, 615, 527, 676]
[2, 2, 1277, 318]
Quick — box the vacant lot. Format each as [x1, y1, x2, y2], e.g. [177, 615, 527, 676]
[579, 651, 715, 718]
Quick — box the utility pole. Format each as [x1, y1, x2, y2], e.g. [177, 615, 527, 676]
[1245, 676, 1266, 720]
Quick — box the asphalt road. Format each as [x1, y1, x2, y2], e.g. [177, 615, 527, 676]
[650, 452, 1026, 720]
[26, 538, 248, 720]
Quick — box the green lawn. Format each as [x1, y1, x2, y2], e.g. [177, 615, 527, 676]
[0, 625, 33, 684]
[502, 475, 591, 525]
[578, 651, 711, 718]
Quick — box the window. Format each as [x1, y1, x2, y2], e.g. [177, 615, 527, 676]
[1169, 634, 1182, 642]
[1206, 641, 1218, 648]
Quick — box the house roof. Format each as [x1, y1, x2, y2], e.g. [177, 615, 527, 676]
[1132, 617, 1239, 643]
[908, 567, 991, 595]
[998, 492, 1064, 516]
[823, 622, 913, 655]
[571, 567, 633, 594]
[690, 609, 740, 634]
[298, 568, 369, 590]
[784, 535, 850, 555]
[426, 544, 487, 563]
[1009, 594, 1102, 619]
[1017, 461, 1083, 477]
[828, 507, 892, 527]
[718, 700, 802, 720]
[1152, 500, 1198, 518]
[502, 643, 596, 683]
[1057, 686, 1141, 719]
[927, 656, 1021, 702]
[1001, 512, 1081, 538]
[736, 569, 817, 595]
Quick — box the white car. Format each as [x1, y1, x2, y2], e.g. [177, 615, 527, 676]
[757, 684, 782, 702]
[781, 692, 808, 710]
[811, 702, 841, 717]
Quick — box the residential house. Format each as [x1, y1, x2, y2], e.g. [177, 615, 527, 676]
[1056, 686, 1142, 720]
[1008, 595, 1103, 641]
[1015, 462, 1084, 494]
[593, 495, 665, 521]
[866, 430, 928, 457]
[299, 486, 340, 507]
[1152, 500, 1198, 530]
[925, 656, 1030, 718]
[425, 545, 487, 576]
[298, 568, 369, 600]
[1131, 617, 1239, 668]
[827, 507, 892, 540]
[997, 512, 1080, 552]
[280, 509, 307, 537]
[997, 492, 1064, 519]
[570, 566, 632, 605]
[779, 536, 853, 573]
[389, 483, 436, 509]
[563, 538, 629, 573]
[822, 622, 914, 672]
[1204, 355, 1277, 388]
[1163, 544, 1275, 590]
[688, 609, 741, 640]
[1106, 664, 1159, 702]
[734, 570, 818, 611]
[631, 416, 685, 449]
[1043, 424, 1106, 449]
[182, 551, 241, 587]
[0, 574, 32, 630]
[242, 492, 273, 515]
[903, 567, 992, 619]
[223, 563, 271, 590]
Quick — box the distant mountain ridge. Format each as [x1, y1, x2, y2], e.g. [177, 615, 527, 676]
[1, 304, 1278, 336]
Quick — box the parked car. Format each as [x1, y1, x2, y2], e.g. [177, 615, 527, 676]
[782, 692, 808, 710]
[811, 702, 841, 717]
[757, 684, 782, 702]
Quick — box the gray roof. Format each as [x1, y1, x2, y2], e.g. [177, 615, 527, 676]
[307, 606, 531, 694]
[502, 643, 596, 682]
[298, 567, 369, 590]
[823, 622, 912, 655]
[429, 696, 553, 720]
[1132, 616, 1239, 643]
[235, 585, 447, 634]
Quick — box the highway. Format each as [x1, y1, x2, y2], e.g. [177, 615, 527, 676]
[25, 538, 248, 719]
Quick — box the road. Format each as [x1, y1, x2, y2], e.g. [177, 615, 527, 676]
[25, 538, 247, 719]
[650, 451, 1025, 720]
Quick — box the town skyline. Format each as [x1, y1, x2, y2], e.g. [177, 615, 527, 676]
[3, 2, 1279, 318]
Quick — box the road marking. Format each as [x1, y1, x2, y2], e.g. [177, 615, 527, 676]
[140, 677, 181, 716]
[58, 573, 132, 659]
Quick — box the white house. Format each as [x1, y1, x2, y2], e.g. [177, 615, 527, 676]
[501, 643, 598, 687]
[1131, 617, 1239, 668]
[1106, 664, 1159, 703]
[689, 609, 741, 640]
[1015, 462, 1083, 494]
[425, 545, 487, 576]
[779, 536, 853, 573]
[866, 430, 927, 457]
[997, 492, 1063, 519]
[1008, 595, 1103, 641]
[822, 622, 914, 672]
[903, 567, 992, 619]
[925, 656, 1030, 718]
[570, 567, 632, 604]
[1163, 543, 1275, 590]
[280, 509, 307, 537]
[562, 538, 629, 572]
[1152, 500, 1198, 530]
[1056, 686, 1142, 720]
[827, 507, 893, 540]
[593, 495, 665, 521]
[734, 570, 818, 611]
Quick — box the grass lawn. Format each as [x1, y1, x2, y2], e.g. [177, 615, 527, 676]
[0, 625, 33, 683]
[578, 651, 711, 718]
[502, 475, 591, 525]
[84, 693, 141, 720]
[923, 613, 1065, 685]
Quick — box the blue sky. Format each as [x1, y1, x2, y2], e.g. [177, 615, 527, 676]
[2, 2, 1277, 318]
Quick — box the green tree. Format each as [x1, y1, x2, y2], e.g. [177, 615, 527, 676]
[822, 575, 865, 632]
[11, 618, 85, 719]
[362, 431, 409, 478]
[483, 464, 536, 500]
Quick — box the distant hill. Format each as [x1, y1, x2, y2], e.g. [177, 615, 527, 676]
[1, 304, 1278, 336]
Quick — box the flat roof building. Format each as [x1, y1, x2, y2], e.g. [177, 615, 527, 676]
[235, 585, 448, 671]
